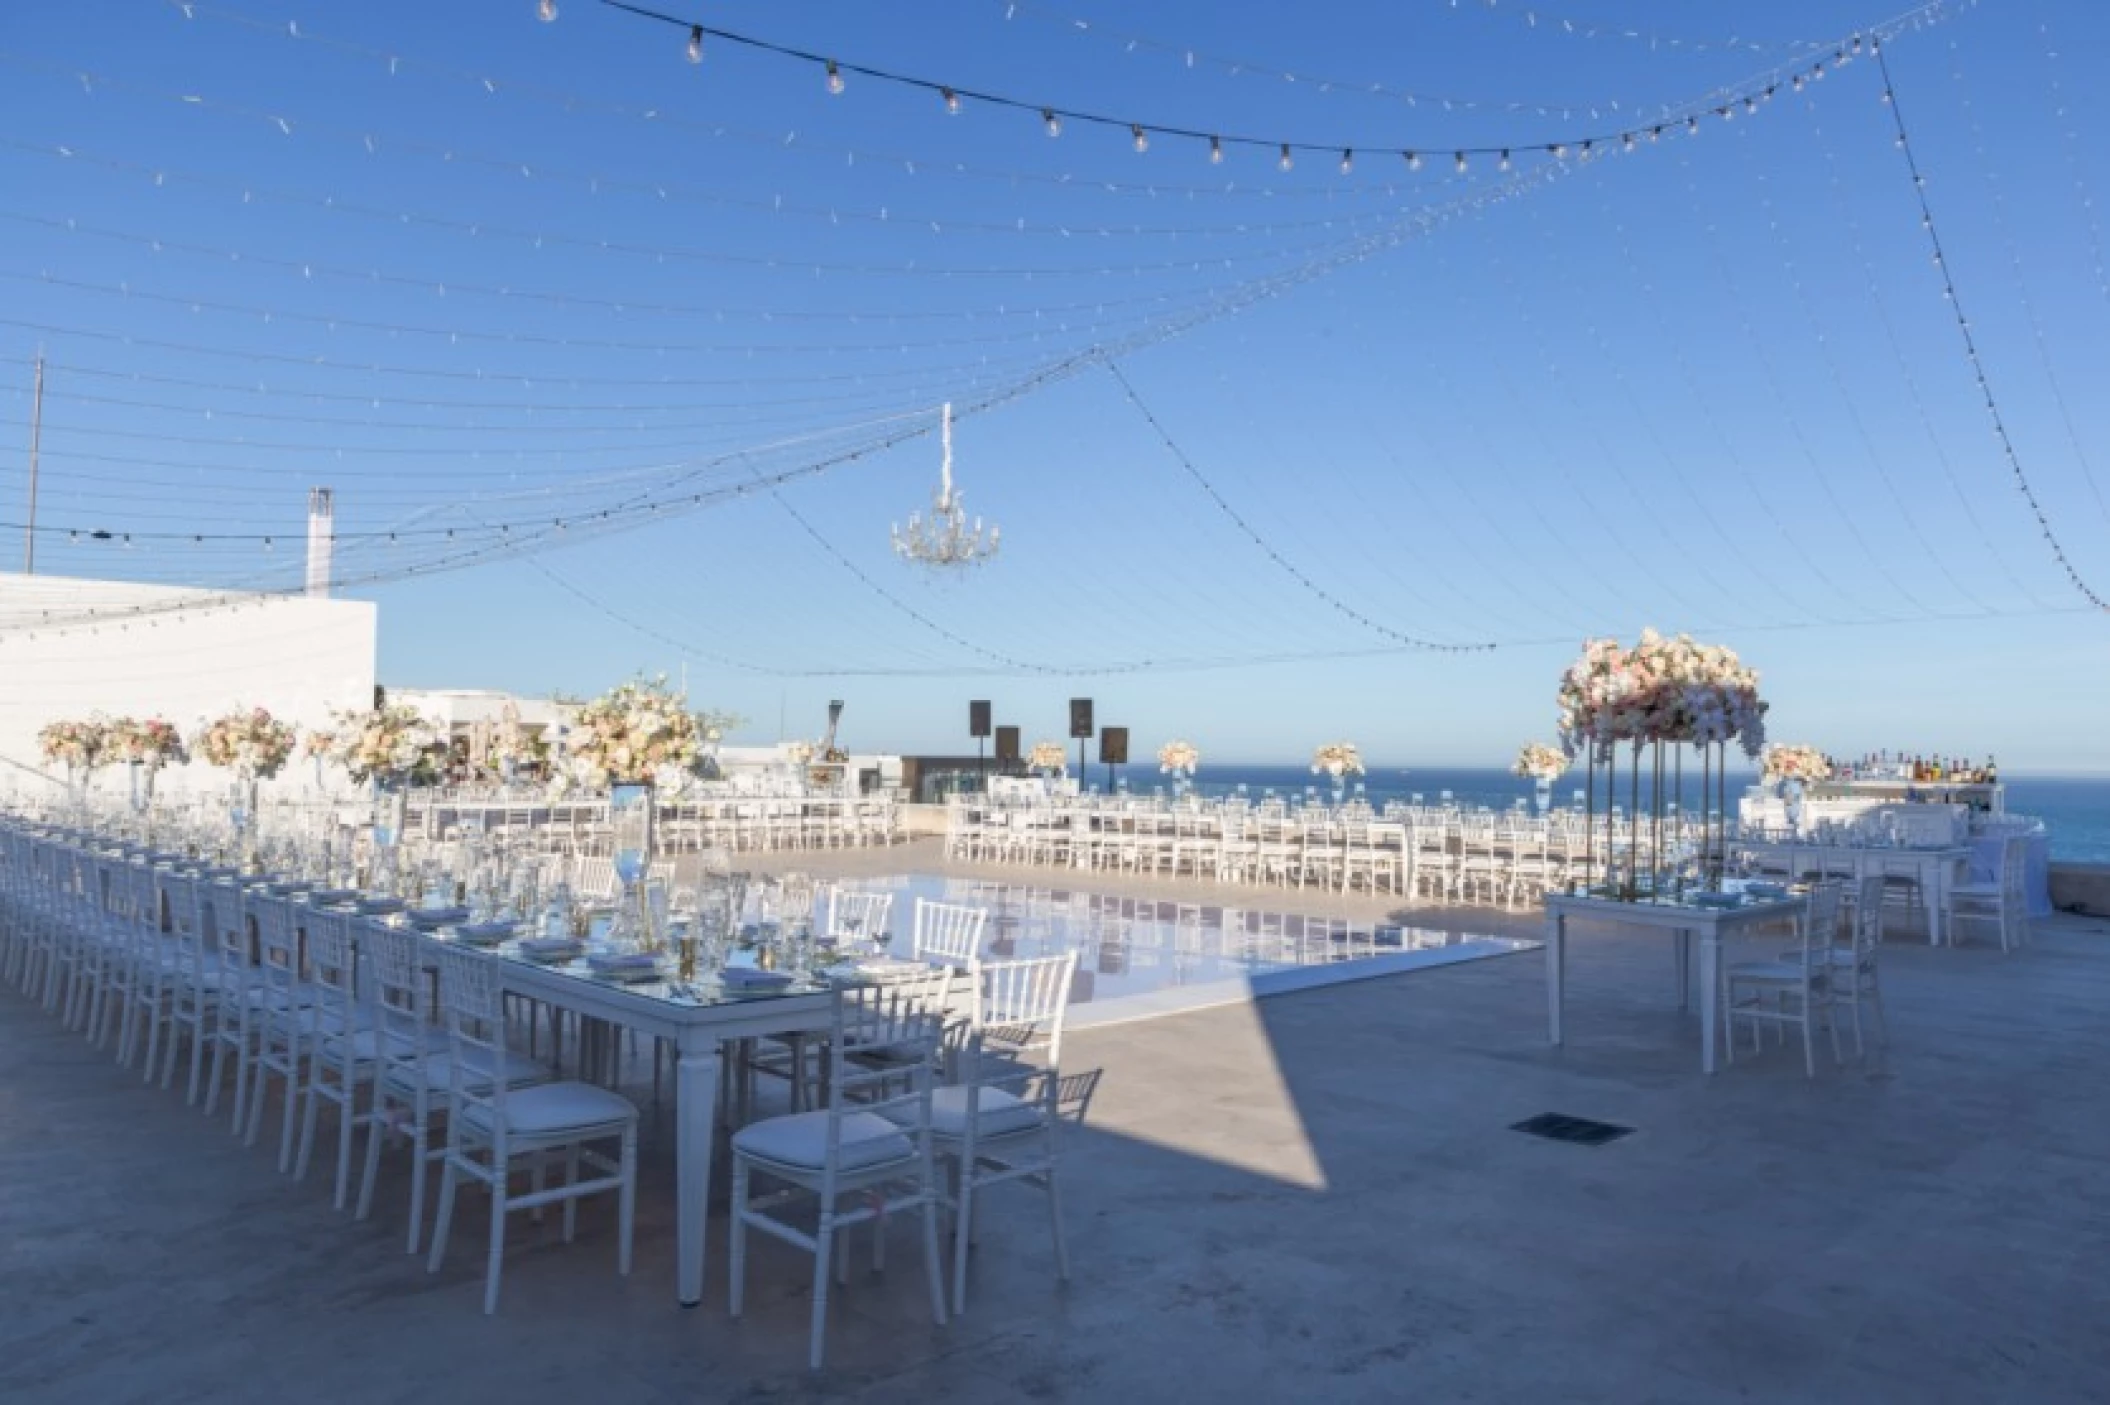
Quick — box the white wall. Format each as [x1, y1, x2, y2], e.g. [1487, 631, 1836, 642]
[0, 572, 376, 803]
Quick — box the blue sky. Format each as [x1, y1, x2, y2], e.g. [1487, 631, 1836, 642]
[1, 0, 2106, 770]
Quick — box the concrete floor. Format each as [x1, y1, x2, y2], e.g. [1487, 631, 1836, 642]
[6, 841, 2108, 1403]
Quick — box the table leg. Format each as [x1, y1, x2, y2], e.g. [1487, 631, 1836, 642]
[1676, 930, 1690, 1012]
[1546, 912, 1565, 1045]
[1925, 861, 1944, 947]
[1699, 927, 1719, 1075]
[676, 1036, 723, 1307]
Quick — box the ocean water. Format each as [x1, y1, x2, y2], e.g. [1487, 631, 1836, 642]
[1110, 764, 2110, 866]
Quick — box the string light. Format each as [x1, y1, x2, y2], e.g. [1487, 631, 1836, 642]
[589, 1, 1931, 186]
[1338, 149, 1353, 176]
[942, 86, 960, 115]
[1405, 151, 1421, 171]
[1454, 151, 1468, 174]
[536, 0, 557, 23]
[1042, 108, 1060, 137]
[1278, 143, 1292, 172]
[685, 25, 702, 64]
[1498, 149, 1512, 172]
[1877, 44, 2110, 612]
[1209, 135, 1222, 165]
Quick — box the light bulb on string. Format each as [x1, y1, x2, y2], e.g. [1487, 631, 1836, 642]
[685, 26, 702, 64]
[1279, 143, 1293, 172]
[942, 87, 960, 115]
[1453, 151, 1467, 173]
[1498, 149, 1511, 171]
[1743, 96, 1757, 115]
[1131, 124, 1149, 154]
[1043, 108, 1061, 137]
[1209, 135, 1223, 165]
[1686, 115, 1699, 135]
[536, 0, 557, 22]
[825, 60, 844, 95]
[1339, 148, 1353, 175]
[1404, 150, 1421, 171]
[1792, 74, 1806, 92]
[1719, 104, 1734, 122]
[1812, 60, 1827, 80]
[1621, 132, 1636, 153]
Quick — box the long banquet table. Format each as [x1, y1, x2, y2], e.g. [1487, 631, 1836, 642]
[447, 941, 834, 1306]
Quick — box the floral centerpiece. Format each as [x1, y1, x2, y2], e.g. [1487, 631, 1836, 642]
[301, 728, 337, 761]
[1027, 740, 1068, 776]
[1760, 743, 1831, 783]
[488, 701, 537, 781]
[564, 676, 701, 788]
[328, 702, 445, 786]
[1310, 742, 1364, 779]
[1554, 629, 1769, 896]
[1511, 742, 1567, 781]
[39, 716, 111, 772]
[1157, 740, 1200, 776]
[195, 706, 296, 779]
[1556, 629, 1766, 758]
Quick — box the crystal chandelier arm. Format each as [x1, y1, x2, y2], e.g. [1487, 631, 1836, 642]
[938, 401, 955, 507]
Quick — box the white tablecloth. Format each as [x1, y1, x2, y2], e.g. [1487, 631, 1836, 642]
[1969, 831, 2053, 917]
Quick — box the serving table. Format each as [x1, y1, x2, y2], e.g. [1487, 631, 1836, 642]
[1544, 889, 1807, 1074]
[1737, 841, 1969, 944]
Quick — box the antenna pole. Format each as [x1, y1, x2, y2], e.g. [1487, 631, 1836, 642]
[23, 352, 43, 574]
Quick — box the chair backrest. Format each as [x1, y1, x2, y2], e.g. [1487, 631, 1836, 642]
[572, 855, 616, 901]
[1998, 834, 2028, 902]
[303, 906, 358, 1009]
[1801, 881, 1844, 970]
[363, 919, 434, 1053]
[433, 945, 511, 1133]
[822, 980, 943, 1185]
[912, 898, 987, 969]
[971, 952, 1077, 1070]
[249, 891, 303, 1000]
[827, 888, 894, 945]
[1852, 874, 1885, 955]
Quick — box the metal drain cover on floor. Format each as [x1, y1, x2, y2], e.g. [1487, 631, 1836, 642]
[1511, 1113, 1634, 1147]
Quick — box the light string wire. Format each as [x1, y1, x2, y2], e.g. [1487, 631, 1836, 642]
[1875, 42, 2110, 614]
[1738, 93, 1983, 615]
[1792, 66, 2048, 608]
[155, 0, 1437, 203]
[0, 202, 1267, 329]
[6, 132, 1569, 557]
[1537, 178, 1835, 625]
[999, 0, 1842, 87]
[1943, 32, 2110, 534]
[596, 0, 1938, 167]
[1670, 118, 1914, 619]
[1104, 360, 1494, 653]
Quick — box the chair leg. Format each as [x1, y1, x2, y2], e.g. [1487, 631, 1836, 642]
[921, 1193, 949, 1328]
[562, 1146, 581, 1242]
[333, 1085, 358, 1212]
[483, 1172, 507, 1316]
[808, 1219, 835, 1371]
[728, 1160, 749, 1318]
[616, 1129, 636, 1276]
[1045, 1164, 1071, 1284]
[951, 1175, 975, 1317]
[426, 1157, 459, 1274]
[295, 1071, 323, 1182]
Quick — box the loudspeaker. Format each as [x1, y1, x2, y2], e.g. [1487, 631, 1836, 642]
[1069, 698, 1094, 740]
[969, 700, 992, 739]
[994, 725, 1020, 763]
[1099, 726, 1129, 765]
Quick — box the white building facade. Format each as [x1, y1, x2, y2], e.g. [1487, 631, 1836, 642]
[0, 572, 377, 804]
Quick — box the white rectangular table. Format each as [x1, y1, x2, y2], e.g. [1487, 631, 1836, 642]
[1738, 842, 1968, 944]
[1544, 891, 1807, 1074]
[479, 952, 834, 1306]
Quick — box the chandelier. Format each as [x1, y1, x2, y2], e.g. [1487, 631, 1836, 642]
[891, 402, 999, 569]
